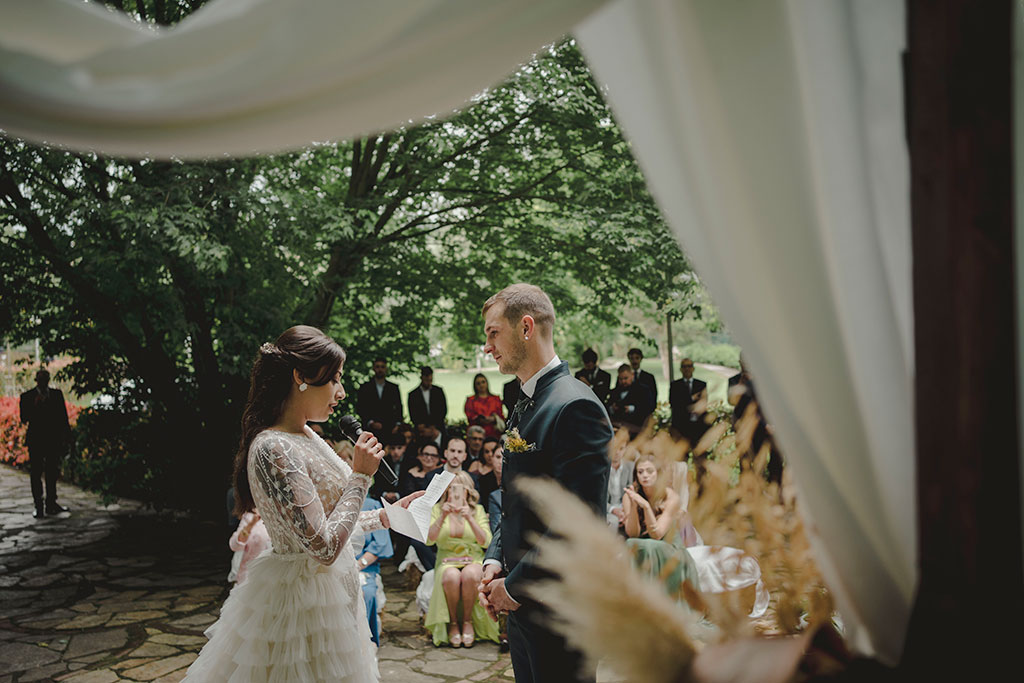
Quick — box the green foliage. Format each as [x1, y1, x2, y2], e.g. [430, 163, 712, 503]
[65, 407, 166, 507]
[678, 342, 741, 369]
[0, 40, 701, 511]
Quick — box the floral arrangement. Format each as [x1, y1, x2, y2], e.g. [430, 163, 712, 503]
[502, 427, 534, 453]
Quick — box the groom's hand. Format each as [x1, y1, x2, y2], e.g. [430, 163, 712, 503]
[477, 563, 502, 619]
[480, 578, 520, 618]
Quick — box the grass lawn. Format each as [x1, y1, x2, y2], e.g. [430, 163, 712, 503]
[386, 358, 736, 423]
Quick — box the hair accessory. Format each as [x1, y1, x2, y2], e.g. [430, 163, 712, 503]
[299, 383, 308, 392]
[260, 342, 276, 355]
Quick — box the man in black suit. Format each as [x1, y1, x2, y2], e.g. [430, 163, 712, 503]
[669, 357, 708, 444]
[574, 347, 611, 404]
[478, 284, 612, 683]
[407, 366, 447, 435]
[355, 358, 403, 433]
[502, 377, 520, 419]
[19, 369, 71, 518]
[627, 347, 658, 399]
[607, 364, 656, 434]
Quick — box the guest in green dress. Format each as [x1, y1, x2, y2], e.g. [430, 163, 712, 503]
[424, 471, 501, 647]
[623, 453, 701, 600]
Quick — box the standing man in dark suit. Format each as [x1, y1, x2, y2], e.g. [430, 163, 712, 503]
[407, 366, 447, 435]
[574, 347, 611, 405]
[669, 357, 708, 444]
[502, 377, 520, 419]
[477, 284, 612, 683]
[355, 358, 403, 434]
[627, 347, 658, 400]
[19, 369, 71, 518]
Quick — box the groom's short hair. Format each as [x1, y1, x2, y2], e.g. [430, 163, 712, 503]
[482, 284, 555, 337]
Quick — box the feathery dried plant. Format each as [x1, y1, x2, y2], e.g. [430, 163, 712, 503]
[516, 407, 832, 682]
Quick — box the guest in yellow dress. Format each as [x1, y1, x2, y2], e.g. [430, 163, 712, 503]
[424, 471, 500, 647]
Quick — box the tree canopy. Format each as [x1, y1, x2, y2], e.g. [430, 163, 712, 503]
[0, 39, 700, 510]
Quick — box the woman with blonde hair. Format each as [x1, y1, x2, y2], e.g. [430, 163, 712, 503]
[424, 471, 500, 647]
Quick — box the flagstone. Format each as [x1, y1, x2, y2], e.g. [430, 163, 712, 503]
[106, 610, 168, 626]
[0, 641, 62, 671]
[19, 661, 68, 681]
[112, 657, 157, 671]
[166, 613, 215, 628]
[130, 643, 179, 658]
[378, 643, 419, 660]
[148, 634, 206, 647]
[56, 614, 112, 630]
[121, 653, 196, 681]
[420, 657, 489, 677]
[60, 669, 120, 683]
[65, 629, 128, 659]
[377, 660, 445, 683]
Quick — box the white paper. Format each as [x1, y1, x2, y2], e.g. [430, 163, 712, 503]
[383, 470, 455, 543]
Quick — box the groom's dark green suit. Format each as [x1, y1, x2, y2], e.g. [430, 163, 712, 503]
[485, 360, 612, 683]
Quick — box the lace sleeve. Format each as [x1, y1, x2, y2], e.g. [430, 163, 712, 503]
[250, 435, 371, 566]
[359, 508, 386, 532]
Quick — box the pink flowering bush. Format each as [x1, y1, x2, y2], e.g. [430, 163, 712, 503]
[0, 396, 80, 467]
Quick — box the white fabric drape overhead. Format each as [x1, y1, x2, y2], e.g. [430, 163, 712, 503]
[578, 0, 914, 663]
[0, 0, 916, 664]
[0, 0, 606, 158]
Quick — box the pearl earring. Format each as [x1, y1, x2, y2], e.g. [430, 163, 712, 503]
[299, 383, 308, 392]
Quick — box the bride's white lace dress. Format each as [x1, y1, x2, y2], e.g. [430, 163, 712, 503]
[183, 426, 382, 682]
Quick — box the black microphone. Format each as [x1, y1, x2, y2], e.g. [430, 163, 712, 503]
[339, 415, 399, 485]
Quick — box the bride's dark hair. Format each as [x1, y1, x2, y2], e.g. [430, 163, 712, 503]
[232, 325, 346, 517]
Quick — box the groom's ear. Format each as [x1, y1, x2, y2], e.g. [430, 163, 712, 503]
[522, 315, 536, 340]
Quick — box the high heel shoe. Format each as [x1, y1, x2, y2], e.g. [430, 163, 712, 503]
[448, 624, 462, 647]
[461, 623, 475, 648]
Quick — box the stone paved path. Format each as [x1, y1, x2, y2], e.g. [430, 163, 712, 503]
[0, 465, 520, 682]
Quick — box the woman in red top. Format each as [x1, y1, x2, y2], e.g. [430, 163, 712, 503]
[464, 374, 505, 439]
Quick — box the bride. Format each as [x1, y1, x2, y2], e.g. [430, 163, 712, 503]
[184, 325, 422, 682]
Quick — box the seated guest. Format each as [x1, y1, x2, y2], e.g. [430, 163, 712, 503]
[434, 437, 478, 487]
[358, 497, 394, 646]
[575, 347, 611, 404]
[471, 437, 500, 510]
[418, 421, 444, 453]
[370, 434, 405, 504]
[487, 445, 503, 536]
[356, 357, 404, 433]
[395, 422, 416, 448]
[606, 431, 635, 531]
[409, 366, 448, 437]
[227, 511, 270, 585]
[469, 437, 498, 475]
[607, 364, 655, 433]
[396, 440, 442, 571]
[669, 358, 708, 445]
[464, 425, 486, 468]
[464, 374, 505, 439]
[622, 453, 700, 600]
[425, 472, 500, 647]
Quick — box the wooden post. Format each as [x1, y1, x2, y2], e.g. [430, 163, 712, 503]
[904, 0, 1023, 676]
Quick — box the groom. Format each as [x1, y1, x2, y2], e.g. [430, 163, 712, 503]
[478, 284, 612, 683]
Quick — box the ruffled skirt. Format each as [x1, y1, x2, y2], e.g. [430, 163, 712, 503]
[183, 550, 379, 682]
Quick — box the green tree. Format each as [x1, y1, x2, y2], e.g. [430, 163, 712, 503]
[0, 40, 694, 511]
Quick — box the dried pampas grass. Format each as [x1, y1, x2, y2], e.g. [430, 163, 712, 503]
[517, 477, 701, 683]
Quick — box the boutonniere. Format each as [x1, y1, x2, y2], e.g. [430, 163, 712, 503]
[503, 428, 535, 453]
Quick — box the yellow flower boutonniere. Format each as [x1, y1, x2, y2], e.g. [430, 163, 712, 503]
[503, 428, 535, 453]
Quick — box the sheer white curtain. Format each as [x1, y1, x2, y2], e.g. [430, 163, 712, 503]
[0, 0, 605, 158]
[578, 0, 914, 663]
[0, 0, 916, 663]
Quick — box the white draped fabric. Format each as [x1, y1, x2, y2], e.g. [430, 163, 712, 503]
[0, 0, 605, 158]
[577, 0, 914, 663]
[0, 0, 915, 664]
